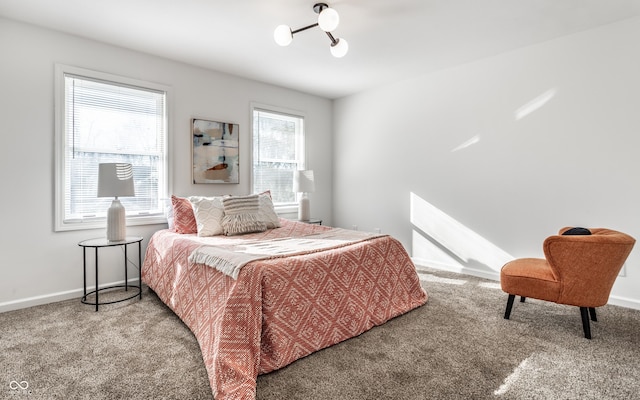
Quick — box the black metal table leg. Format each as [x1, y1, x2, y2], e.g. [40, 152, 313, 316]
[124, 243, 129, 291]
[94, 247, 99, 312]
[83, 246, 87, 300]
[138, 240, 142, 300]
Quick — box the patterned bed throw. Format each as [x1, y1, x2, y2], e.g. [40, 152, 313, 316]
[188, 228, 384, 279]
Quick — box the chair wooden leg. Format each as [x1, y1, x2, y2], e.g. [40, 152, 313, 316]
[580, 307, 592, 339]
[589, 307, 597, 322]
[504, 294, 516, 319]
[520, 296, 526, 303]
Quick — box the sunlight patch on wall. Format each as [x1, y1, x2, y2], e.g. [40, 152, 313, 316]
[451, 135, 480, 152]
[514, 89, 557, 120]
[410, 192, 513, 274]
[413, 230, 465, 271]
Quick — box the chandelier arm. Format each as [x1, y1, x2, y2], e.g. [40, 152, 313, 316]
[292, 22, 319, 35]
[325, 31, 339, 45]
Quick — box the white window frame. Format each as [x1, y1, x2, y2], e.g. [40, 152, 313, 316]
[54, 64, 171, 232]
[250, 103, 306, 214]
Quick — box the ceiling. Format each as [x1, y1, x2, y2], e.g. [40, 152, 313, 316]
[1, 0, 640, 99]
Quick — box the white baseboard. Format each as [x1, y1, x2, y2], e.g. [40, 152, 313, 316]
[5, 262, 640, 313]
[412, 257, 500, 282]
[413, 258, 640, 311]
[608, 294, 640, 310]
[0, 278, 141, 313]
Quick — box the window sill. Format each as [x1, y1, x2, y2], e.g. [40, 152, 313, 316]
[55, 215, 168, 232]
[275, 204, 298, 215]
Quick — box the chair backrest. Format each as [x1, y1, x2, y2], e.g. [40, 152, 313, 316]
[543, 228, 635, 307]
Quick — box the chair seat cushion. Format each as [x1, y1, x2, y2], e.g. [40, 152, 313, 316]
[500, 258, 561, 303]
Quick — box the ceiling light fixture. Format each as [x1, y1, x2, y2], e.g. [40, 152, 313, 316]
[274, 3, 349, 58]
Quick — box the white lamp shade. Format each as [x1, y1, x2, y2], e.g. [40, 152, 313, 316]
[98, 163, 135, 198]
[274, 24, 293, 46]
[330, 38, 349, 58]
[318, 7, 339, 32]
[293, 170, 315, 193]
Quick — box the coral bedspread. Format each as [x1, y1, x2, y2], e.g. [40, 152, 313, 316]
[142, 219, 427, 400]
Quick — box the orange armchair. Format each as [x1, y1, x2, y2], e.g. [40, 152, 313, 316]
[500, 227, 635, 339]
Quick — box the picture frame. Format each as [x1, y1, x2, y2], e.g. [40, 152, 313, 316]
[191, 118, 239, 184]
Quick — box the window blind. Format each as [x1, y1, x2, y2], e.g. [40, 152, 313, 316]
[252, 109, 305, 205]
[62, 73, 167, 222]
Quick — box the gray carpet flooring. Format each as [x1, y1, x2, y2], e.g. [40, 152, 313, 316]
[2, 266, 640, 399]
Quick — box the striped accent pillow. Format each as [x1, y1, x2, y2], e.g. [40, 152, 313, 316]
[221, 195, 267, 236]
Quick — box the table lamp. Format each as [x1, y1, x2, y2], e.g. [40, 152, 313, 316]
[98, 163, 135, 241]
[293, 170, 315, 221]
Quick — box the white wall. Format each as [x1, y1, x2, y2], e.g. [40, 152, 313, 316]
[0, 18, 332, 311]
[333, 17, 640, 309]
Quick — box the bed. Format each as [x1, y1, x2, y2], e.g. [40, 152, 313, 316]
[142, 196, 427, 400]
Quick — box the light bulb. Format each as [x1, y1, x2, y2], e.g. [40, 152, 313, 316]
[274, 25, 293, 46]
[330, 38, 348, 58]
[318, 7, 339, 32]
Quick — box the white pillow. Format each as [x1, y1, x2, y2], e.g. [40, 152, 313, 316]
[189, 196, 224, 236]
[258, 193, 280, 229]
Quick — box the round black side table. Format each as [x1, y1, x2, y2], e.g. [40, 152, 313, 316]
[78, 236, 143, 311]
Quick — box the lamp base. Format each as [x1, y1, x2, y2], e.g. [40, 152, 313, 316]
[298, 194, 310, 221]
[107, 198, 126, 242]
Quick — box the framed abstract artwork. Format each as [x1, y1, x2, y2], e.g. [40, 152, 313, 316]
[192, 118, 239, 184]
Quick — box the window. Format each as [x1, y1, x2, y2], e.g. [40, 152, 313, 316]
[252, 106, 305, 209]
[55, 65, 169, 231]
